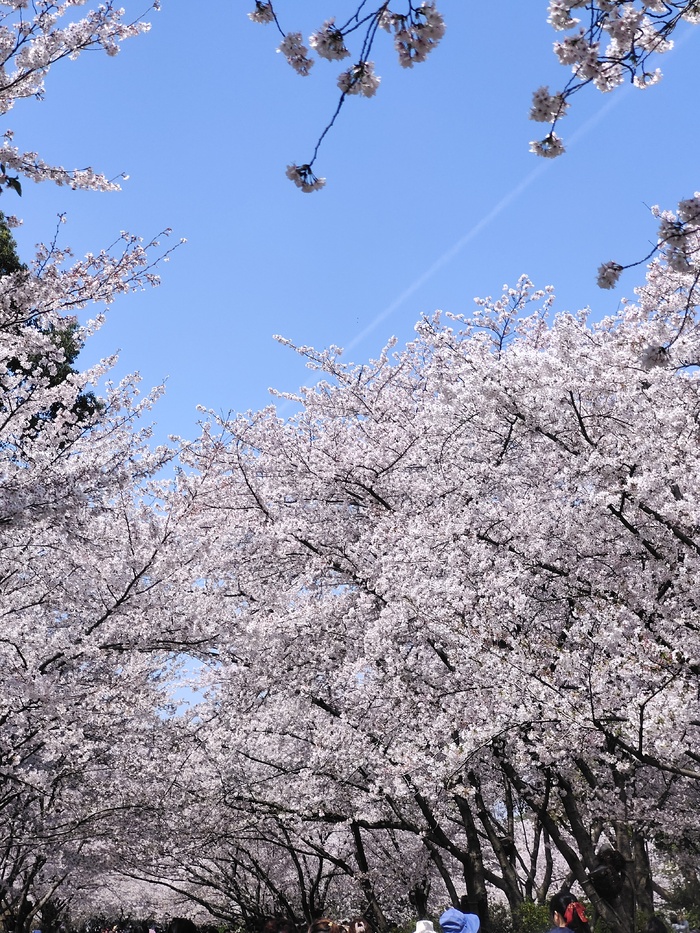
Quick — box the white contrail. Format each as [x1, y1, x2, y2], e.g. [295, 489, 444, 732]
[344, 16, 700, 354]
[342, 85, 633, 354]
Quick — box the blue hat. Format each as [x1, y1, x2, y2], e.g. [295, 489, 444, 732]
[439, 910, 480, 933]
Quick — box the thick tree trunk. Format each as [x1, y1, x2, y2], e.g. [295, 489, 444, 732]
[468, 771, 524, 915]
[350, 822, 389, 932]
[454, 797, 491, 933]
[614, 826, 655, 927]
[495, 755, 632, 933]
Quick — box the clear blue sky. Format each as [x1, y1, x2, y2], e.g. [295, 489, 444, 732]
[7, 1, 700, 442]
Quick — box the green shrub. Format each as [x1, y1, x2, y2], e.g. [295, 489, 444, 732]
[512, 901, 550, 933]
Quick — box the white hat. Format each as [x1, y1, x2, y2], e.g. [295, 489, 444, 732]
[415, 923, 435, 933]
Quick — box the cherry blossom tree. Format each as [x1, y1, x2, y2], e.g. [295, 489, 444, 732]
[0, 4, 223, 918]
[0, 202, 222, 929]
[174, 220, 700, 932]
[5, 3, 700, 927]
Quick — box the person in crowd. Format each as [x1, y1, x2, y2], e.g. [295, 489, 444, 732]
[415, 922, 435, 933]
[439, 907, 480, 933]
[307, 919, 340, 933]
[549, 893, 591, 933]
[647, 917, 670, 933]
[346, 919, 371, 933]
[168, 921, 197, 933]
[671, 917, 690, 933]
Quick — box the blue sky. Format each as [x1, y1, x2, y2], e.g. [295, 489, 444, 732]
[6, 1, 700, 443]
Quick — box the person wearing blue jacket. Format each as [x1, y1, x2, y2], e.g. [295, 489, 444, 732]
[439, 908, 480, 933]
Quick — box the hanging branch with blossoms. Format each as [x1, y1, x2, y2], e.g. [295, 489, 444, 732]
[529, 0, 700, 160]
[0, 0, 162, 200]
[596, 193, 700, 290]
[246, 1, 700, 292]
[247, 1, 445, 193]
[524, 2, 700, 287]
[248, 1, 699, 193]
[540, 3, 700, 286]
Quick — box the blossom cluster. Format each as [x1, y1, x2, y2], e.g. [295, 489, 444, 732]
[277, 31, 314, 76]
[247, 0, 275, 24]
[337, 60, 380, 97]
[529, 85, 569, 122]
[529, 131, 565, 158]
[379, 1, 446, 68]
[554, 31, 610, 85]
[285, 163, 326, 193]
[655, 194, 700, 272]
[596, 260, 624, 289]
[547, 0, 584, 31]
[309, 18, 350, 61]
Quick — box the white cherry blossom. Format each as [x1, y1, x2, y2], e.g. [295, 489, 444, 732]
[285, 162, 326, 192]
[596, 260, 624, 288]
[529, 85, 569, 122]
[277, 31, 314, 75]
[309, 18, 351, 60]
[529, 131, 566, 158]
[337, 60, 381, 97]
[248, 1, 275, 24]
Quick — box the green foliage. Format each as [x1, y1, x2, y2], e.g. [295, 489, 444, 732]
[486, 901, 558, 933]
[0, 212, 24, 276]
[512, 901, 550, 933]
[489, 903, 514, 933]
[633, 911, 658, 933]
[589, 917, 614, 933]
